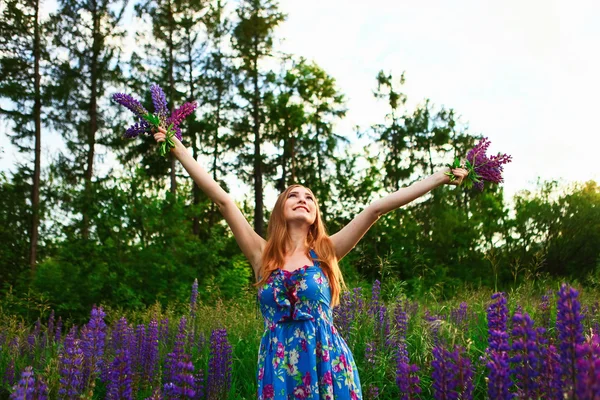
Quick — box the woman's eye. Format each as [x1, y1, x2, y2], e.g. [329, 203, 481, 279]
[307, 196, 313, 201]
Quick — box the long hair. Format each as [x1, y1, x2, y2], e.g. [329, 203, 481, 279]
[256, 184, 345, 307]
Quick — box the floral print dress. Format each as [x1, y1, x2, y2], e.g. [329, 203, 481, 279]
[257, 250, 362, 399]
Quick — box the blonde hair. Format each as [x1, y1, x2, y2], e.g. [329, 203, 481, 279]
[256, 184, 345, 307]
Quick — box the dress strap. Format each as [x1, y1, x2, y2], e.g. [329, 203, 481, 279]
[309, 249, 320, 267]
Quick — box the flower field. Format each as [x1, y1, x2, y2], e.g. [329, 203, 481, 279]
[1, 279, 599, 399]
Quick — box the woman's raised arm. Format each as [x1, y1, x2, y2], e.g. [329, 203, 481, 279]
[154, 128, 266, 271]
[330, 168, 468, 261]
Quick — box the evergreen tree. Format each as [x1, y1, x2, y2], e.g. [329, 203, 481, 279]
[294, 59, 346, 219]
[231, 0, 285, 237]
[0, 0, 50, 269]
[48, 0, 128, 239]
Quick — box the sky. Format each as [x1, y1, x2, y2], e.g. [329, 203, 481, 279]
[1, 0, 599, 204]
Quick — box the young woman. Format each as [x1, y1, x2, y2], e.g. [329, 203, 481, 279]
[153, 127, 468, 399]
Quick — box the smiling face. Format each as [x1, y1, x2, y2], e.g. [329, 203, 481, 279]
[283, 186, 317, 225]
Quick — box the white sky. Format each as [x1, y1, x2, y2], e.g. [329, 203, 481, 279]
[1, 0, 598, 204]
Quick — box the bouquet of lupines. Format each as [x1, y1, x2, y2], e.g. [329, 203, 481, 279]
[112, 84, 198, 157]
[446, 137, 512, 191]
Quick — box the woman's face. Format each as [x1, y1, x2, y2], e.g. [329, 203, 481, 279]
[283, 187, 317, 225]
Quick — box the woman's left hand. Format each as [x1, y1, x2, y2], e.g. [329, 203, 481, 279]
[443, 167, 469, 186]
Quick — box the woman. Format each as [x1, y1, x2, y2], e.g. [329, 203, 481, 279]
[153, 127, 468, 399]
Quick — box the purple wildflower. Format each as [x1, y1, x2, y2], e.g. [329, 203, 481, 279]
[431, 346, 457, 400]
[133, 324, 146, 380]
[396, 341, 421, 400]
[107, 349, 133, 400]
[167, 102, 198, 128]
[367, 384, 380, 399]
[365, 341, 376, 367]
[10, 366, 48, 400]
[4, 359, 16, 387]
[112, 93, 148, 119]
[333, 291, 353, 339]
[164, 317, 196, 398]
[190, 279, 199, 318]
[575, 334, 600, 399]
[55, 317, 62, 343]
[486, 292, 513, 399]
[510, 312, 539, 398]
[125, 121, 151, 138]
[465, 137, 512, 190]
[556, 283, 585, 395]
[206, 328, 232, 400]
[81, 306, 107, 388]
[150, 84, 168, 120]
[143, 320, 159, 384]
[47, 311, 55, 345]
[58, 329, 84, 398]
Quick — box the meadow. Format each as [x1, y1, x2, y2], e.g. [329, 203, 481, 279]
[1, 277, 599, 399]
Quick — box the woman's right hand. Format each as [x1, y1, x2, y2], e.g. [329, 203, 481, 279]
[153, 126, 168, 143]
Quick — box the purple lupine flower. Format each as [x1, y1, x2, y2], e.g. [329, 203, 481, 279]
[150, 84, 168, 120]
[81, 306, 107, 389]
[450, 302, 469, 331]
[556, 283, 585, 395]
[538, 292, 551, 331]
[190, 278, 199, 316]
[107, 349, 133, 400]
[333, 291, 353, 339]
[55, 317, 62, 343]
[536, 336, 562, 399]
[164, 317, 195, 398]
[47, 311, 55, 345]
[455, 347, 474, 399]
[393, 298, 408, 348]
[58, 329, 84, 398]
[575, 334, 600, 399]
[166, 102, 198, 134]
[143, 320, 159, 384]
[396, 341, 421, 400]
[365, 341, 376, 367]
[370, 280, 381, 317]
[194, 370, 205, 400]
[424, 310, 445, 346]
[159, 318, 169, 344]
[206, 328, 232, 400]
[133, 324, 146, 381]
[465, 137, 512, 190]
[367, 384, 380, 399]
[10, 366, 48, 400]
[510, 312, 539, 398]
[431, 346, 457, 400]
[431, 345, 472, 400]
[112, 93, 148, 119]
[4, 359, 16, 387]
[111, 317, 133, 353]
[353, 287, 365, 314]
[486, 292, 513, 400]
[125, 121, 151, 138]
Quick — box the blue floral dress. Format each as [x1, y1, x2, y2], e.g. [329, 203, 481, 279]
[257, 250, 362, 399]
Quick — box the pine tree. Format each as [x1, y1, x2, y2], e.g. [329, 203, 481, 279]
[232, 0, 285, 237]
[48, 0, 128, 239]
[0, 0, 50, 270]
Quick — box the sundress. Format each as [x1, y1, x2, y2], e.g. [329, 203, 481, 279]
[257, 249, 362, 399]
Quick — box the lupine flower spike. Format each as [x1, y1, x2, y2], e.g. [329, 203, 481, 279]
[112, 84, 198, 157]
[446, 137, 512, 190]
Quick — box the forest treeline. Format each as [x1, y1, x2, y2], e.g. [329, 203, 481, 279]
[1, 0, 599, 321]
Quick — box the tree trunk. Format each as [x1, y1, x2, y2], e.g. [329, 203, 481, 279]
[252, 50, 264, 237]
[168, 0, 177, 195]
[29, 0, 41, 270]
[83, 0, 100, 239]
